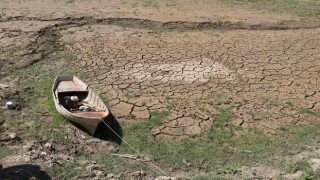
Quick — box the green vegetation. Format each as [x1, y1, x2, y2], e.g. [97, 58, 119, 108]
[301, 169, 320, 180]
[166, 99, 180, 110]
[0, 8, 6, 18]
[66, 0, 75, 4]
[94, 153, 149, 174]
[261, 97, 282, 107]
[121, 108, 260, 171]
[281, 160, 320, 179]
[100, 94, 110, 106]
[11, 48, 74, 139]
[126, 92, 139, 99]
[285, 101, 295, 108]
[205, 93, 232, 105]
[143, 0, 159, 8]
[249, 110, 272, 121]
[61, 40, 74, 46]
[48, 161, 86, 178]
[283, 160, 311, 173]
[104, 60, 113, 70]
[0, 147, 12, 159]
[213, 107, 236, 127]
[110, 105, 320, 177]
[300, 108, 320, 116]
[216, 163, 239, 175]
[77, 71, 91, 79]
[123, 111, 169, 148]
[65, 53, 76, 62]
[126, 113, 136, 119]
[15, 44, 27, 51]
[221, 0, 320, 18]
[87, 25, 94, 32]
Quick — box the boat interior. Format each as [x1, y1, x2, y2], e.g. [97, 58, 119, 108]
[53, 77, 108, 118]
[57, 91, 89, 111]
[57, 91, 107, 118]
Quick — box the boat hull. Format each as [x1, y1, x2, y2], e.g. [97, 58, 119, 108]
[52, 76, 109, 135]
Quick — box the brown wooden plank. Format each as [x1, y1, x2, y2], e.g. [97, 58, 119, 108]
[57, 80, 85, 92]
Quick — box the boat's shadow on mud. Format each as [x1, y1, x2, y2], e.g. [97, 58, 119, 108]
[93, 112, 123, 144]
[71, 112, 123, 144]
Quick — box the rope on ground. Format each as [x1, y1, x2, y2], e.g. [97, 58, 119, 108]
[100, 118, 169, 176]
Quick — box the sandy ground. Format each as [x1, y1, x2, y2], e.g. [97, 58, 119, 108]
[0, 0, 300, 23]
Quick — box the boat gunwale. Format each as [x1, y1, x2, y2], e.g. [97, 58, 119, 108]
[52, 75, 109, 118]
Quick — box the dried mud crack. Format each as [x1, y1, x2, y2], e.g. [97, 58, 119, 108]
[1, 16, 320, 140]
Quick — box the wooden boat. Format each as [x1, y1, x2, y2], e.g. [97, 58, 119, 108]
[52, 76, 109, 135]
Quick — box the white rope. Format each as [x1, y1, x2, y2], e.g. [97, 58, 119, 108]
[99, 118, 169, 176]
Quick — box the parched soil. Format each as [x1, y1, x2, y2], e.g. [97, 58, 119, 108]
[62, 24, 320, 139]
[1, 0, 320, 179]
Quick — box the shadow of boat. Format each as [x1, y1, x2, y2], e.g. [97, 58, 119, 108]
[93, 112, 123, 144]
[71, 112, 123, 144]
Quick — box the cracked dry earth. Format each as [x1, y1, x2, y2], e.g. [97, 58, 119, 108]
[1, 1, 320, 179]
[61, 24, 320, 139]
